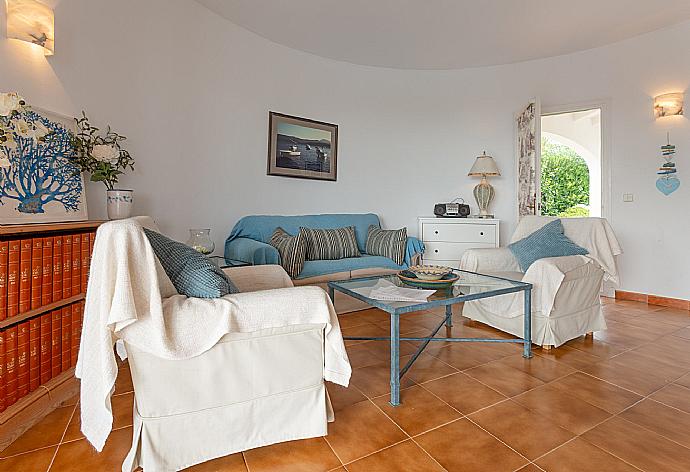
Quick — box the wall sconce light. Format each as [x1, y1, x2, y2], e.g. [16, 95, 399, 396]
[5, 0, 54, 55]
[654, 92, 684, 119]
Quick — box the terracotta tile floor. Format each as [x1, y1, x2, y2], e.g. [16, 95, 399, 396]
[2, 299, 690, 471]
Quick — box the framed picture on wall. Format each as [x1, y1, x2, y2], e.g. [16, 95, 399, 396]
[267, 112, 338, 181]
[0, 106, 88, 225]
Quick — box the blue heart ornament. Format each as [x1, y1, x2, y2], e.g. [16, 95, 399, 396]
[656, 176, 680, 195]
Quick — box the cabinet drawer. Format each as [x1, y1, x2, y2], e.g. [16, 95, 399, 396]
[422, 223, 496, 244]
[423, 241, 495, 262]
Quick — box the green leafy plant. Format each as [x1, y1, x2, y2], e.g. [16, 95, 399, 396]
[558, 205, 590, 217]
[69, 112, 134, 190]
[540, 138, 590, 216]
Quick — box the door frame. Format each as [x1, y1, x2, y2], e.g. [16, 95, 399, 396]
[540, 99, 612, 221]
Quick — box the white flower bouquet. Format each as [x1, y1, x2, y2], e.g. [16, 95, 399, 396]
[70, 112, 134, 190]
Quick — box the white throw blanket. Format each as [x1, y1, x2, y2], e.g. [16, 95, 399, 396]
[76, 218, 351, 452]
[510, 216, 623, 284]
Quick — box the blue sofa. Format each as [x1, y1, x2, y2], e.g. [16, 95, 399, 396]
[224, 213, 424, 284]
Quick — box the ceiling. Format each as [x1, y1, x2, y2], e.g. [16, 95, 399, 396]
[196, 0, 690, 70]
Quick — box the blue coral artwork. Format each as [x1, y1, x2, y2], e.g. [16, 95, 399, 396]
[0, 104, 88, 224]
[656, 133, 680, 196]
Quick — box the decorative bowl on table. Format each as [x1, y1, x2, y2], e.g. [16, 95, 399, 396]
[407, 265, 453, 280]
[398, 269, 460, 289]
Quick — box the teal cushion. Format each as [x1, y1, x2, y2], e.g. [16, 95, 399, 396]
[143, 228, 238, 298]
[508, 219, 588, 271]
[296, 255, 404, 280]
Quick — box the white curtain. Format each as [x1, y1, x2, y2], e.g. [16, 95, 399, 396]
[516, 100, 541, 217]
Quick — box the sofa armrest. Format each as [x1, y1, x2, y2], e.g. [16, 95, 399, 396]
[404, 236, 425, 267]
[459, 248, 520, 273]
[523, 255, 596, 279]
[224, 237, 280, 265]
[522, 255, 601, 317]
[223, 265, 294, 292]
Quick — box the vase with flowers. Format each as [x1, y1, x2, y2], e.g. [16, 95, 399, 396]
[69, 112, 135, 219]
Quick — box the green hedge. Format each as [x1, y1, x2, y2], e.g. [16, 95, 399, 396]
[541, 138, 590, 217]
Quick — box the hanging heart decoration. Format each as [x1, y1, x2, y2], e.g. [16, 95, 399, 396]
[656, 176, 680, 195]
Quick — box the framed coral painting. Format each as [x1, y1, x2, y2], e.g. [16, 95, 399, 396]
[267, 112, 338, 181]
[0, 105, 88, 225]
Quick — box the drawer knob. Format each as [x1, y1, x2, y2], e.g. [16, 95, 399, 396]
[434, 249, 439, 253]
[480, 232, 484, 236]
[434, 230, 439, 234]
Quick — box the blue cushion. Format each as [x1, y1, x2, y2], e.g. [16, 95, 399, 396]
[144, 228, 239, 298]
[296, 255, 405, 280]
[225, 213, 381, 254]
[508, 219, 588, 271]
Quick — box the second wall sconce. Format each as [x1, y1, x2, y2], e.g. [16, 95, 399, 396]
[654, 92, 684, 119]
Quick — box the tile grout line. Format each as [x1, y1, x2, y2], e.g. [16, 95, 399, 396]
[544, 365, 690, 459]
[338, 438, 410, 468]
[463, 415, 532, 466]
[58, 424, 131, 447]
[46, 401, 78, 471]
[529, 434, 645, 472]
[241, 451, 251, 472]
[331, 396, 411, 467]
[408, 435, 450, 471]
[321, 435, 345, 468]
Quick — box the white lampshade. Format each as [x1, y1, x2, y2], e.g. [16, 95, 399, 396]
[468, 151, 500, 176]
[6, 0, 55, 56]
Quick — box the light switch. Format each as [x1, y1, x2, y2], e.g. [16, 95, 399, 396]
[623, 193, 634, 202]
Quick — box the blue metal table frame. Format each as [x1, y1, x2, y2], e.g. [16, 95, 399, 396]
[327, 270, 533, 407]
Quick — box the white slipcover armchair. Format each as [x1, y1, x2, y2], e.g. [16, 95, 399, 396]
[459, 216, 622, 348]
[121, 265, 335, 472]
[77, 217, 350, 472]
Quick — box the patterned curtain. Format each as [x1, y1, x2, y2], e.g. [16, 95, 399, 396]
[516, 101, 541, 216]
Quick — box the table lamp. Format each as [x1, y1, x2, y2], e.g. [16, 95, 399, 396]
[468, 151, 500, 218]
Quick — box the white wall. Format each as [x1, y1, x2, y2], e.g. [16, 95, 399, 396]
[1, 0, 688, 299]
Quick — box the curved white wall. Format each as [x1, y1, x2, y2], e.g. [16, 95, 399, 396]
[1, 0, 688, 299]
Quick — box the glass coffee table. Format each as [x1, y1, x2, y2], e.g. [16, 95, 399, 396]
[328, 270, 532, 406]
[208, 255, 252, 269]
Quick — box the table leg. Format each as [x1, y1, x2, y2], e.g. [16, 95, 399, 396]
[328, 286, 335, 303]
[523, 287, 532, 359]
[390, 313, 400, 406]
[445, 304, 453, 328]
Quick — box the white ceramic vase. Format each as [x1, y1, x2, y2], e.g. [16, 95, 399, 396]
[107, 189, 134, 220]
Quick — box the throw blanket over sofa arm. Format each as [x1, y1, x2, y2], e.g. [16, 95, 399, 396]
[405, 236, 425, 267]
[225, 237, 280, 265]
[460, 247, 520, 273]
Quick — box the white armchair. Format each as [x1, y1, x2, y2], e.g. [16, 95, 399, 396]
[122, 264, 335, 472]
[459, 216, 622, 348]
[77, 217, 349, 472]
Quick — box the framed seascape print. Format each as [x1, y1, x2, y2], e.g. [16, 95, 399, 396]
[0, 104, 88, 225]
[267, 112, 338, 181]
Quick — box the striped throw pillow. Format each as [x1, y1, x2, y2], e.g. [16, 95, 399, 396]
[365, 225, 407, 265]
[269, 227, 306, 278]
[300, 226, 361, 261]
[143, 228, 238, 298]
